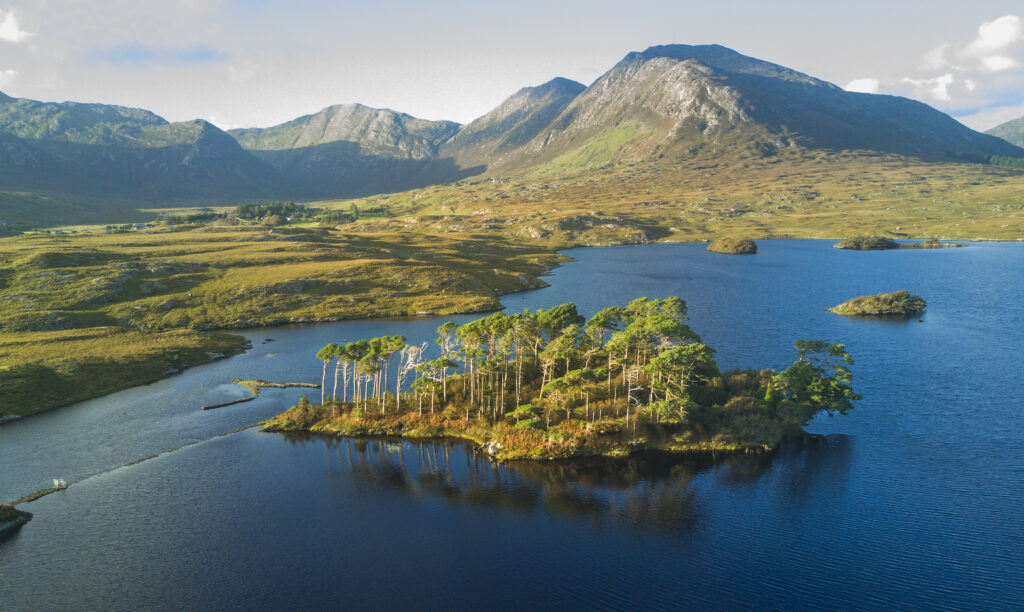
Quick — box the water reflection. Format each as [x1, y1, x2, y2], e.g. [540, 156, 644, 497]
[769, 434, 852, 505]
[279, 433, 850, 536]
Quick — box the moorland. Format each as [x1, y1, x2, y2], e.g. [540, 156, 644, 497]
[2, 44, 1023, 418]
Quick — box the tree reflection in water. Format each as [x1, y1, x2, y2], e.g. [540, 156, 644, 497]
[280, 432, 850, 536]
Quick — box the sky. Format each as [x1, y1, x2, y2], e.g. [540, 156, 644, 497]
[0, 0, 1022, 131]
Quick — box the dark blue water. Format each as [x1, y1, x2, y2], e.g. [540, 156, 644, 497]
[2, 240, 1023, 610]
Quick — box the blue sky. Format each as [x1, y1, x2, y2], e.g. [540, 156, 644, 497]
[0, 0, 1022, 131]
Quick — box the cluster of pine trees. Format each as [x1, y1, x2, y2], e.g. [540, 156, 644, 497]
[308, 297, 859, 438]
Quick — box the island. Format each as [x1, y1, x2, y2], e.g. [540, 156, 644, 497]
[834, 236, 965, 250]
[903, 238, 966, 249]
[262, 297, 859, 461]
[0, 504, 32, 540]
[828, 290, 926, 316]
[707, 238, 758, 254]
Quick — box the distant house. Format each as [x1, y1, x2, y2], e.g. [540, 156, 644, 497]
[132, 223, 147, 231]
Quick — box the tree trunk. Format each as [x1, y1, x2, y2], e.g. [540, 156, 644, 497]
[321, 361, 327, 405]
[333, 361, 341, 402]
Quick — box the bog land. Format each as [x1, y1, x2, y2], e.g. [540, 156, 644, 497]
[2, 153, 1023, 417]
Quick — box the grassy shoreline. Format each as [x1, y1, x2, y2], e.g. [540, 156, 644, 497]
[4, 152, 1022, 419]
[262, 407, 770, 462]
[0, 225, 567, 418]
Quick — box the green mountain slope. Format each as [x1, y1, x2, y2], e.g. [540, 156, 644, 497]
[986, 116, 1024, 147]
[0, 92, 282, 201]
[2, 43, 1023, 228]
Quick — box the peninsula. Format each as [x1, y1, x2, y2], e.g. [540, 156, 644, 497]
[0, 504, 32, 540]
[262, 297, 860, 460]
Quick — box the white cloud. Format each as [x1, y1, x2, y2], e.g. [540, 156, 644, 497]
[206, 114, 241, 130]
[0, 10, 31, 43]
[922, 43, 951, 70]
[955, 103, 1024, 131]
[179, 0, 219, 12]
[978, 54, 1017, 72]
[228, 63, 259, 83]
[844, 78, 880, 94]
[900, 16, 1024, 110]
[0, 69, 16, 87]
[963, 14, 1023, 72]
[902, 73, 955, 102]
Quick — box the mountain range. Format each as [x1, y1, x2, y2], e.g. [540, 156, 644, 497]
[1, 44, 1022, 213]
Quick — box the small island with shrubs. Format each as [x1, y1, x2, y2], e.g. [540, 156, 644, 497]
[834, 236, 964, 250]
[707, 238, 758, 254]
[262, 297, 859, 461]
[0, 504, 32, 540]
[828, 290, 926, 317]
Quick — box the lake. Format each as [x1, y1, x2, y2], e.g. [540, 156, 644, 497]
[2, 240, 1023, 609]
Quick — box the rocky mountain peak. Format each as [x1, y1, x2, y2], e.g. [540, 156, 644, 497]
[441, 77, 587, 167]
[628, 44, 830, 86]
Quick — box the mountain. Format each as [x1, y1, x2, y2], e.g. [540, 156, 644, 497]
[3, 43, 1023, 225]
[0, 92, 280, 200]
[986, 116, 1024, 148]
[229, 104, 471, 198]
[439, 77, 586, 168]
[480, 44, 1024, 170]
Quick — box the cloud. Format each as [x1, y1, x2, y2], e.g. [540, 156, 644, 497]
[179, 0, 221, 11]
[899, 15, 1024, 114]
[0, 69, 16, 87]
[89, 44, 229, 66]
[963, 14, 1023, 72]
[902, 73, 955, 102]
[844, 78, 880, 94]
[955, 103, 1024, 131]
[922, 43, 951, 70]
[206, 114, 241, 130]
[228, 62, 259, 83]
[0, 10, 31, 43]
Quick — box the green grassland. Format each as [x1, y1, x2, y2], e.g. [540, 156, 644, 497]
[331, 152, 1024, 241]
[2, 150, 1024, 418]
[0, 328, 247, 417]
[0, 225, 565, 416]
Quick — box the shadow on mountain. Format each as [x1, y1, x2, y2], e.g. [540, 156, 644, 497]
[251, 140, 486, 199]
[728, 72, 1023, 160]
[0, 133, 285, 202]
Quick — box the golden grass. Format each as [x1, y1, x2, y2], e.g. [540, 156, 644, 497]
[3, 149, 1023, 417]
[0, 327, 247, 415]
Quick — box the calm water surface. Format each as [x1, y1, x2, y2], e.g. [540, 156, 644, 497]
[2, 240, 1023, 610]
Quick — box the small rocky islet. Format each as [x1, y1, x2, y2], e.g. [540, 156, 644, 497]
[833, 236, 965, 250]
[828, 290, 926, 317]
[707, 238, 758, 254]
